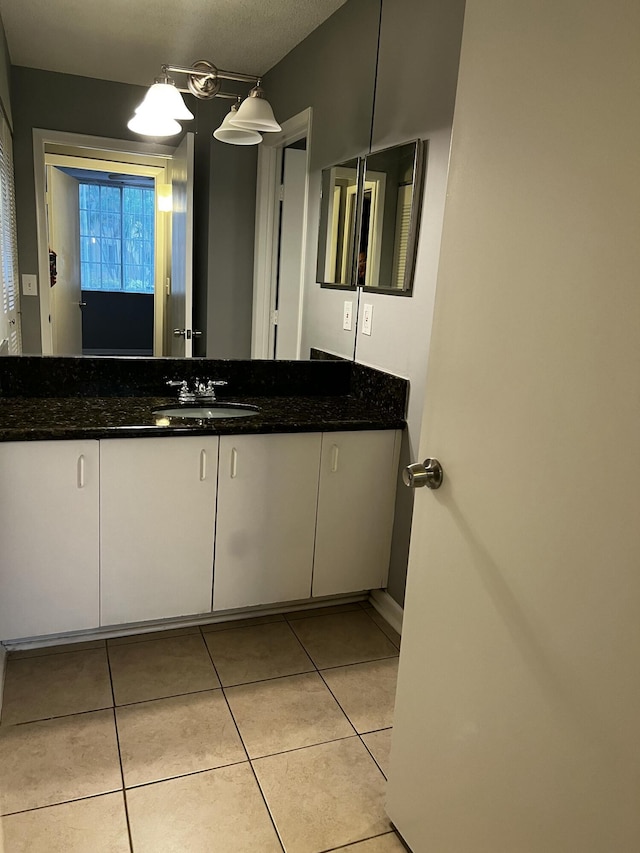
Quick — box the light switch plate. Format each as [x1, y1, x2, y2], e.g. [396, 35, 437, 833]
[343, 301, 353, 331]
[362, 303, 373, 336]
[22, 274, 38, 296]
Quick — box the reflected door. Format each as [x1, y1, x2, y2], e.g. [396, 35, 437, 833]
[47, 166, 82, 355]
[169, 133, 194, 357]
[274, 147, 306, 359]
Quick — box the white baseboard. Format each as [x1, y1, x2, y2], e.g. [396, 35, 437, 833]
[0, 644, 6, 719]
[1, 594, 369, 652]
[369, 589, 403, 635]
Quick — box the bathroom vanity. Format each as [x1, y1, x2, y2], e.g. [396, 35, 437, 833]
[0, 356, 406, 643]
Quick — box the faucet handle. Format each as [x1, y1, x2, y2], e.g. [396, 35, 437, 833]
[194, 379, 227, 401]
[166, 379, 195, 403]
[204, 379, 227, 394]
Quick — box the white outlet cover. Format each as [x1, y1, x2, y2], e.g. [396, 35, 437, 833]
[362, 303, 373, 336]
[22, 274, 38, 296]
[343, 301, 353, 331]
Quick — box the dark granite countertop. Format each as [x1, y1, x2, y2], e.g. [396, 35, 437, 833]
[0, 355, 408, 441]
[0, 394, 406, 441]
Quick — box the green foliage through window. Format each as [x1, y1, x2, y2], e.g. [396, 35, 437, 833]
[79, 183, 155, 293]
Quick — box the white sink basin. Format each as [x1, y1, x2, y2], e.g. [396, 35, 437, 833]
[154, 404, 259, 421]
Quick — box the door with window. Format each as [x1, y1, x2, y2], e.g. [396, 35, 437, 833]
[36, 133, 191, 358]
[47, 166, 157, 356]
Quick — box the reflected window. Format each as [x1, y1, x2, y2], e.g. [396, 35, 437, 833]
[79, 182, 155, 293]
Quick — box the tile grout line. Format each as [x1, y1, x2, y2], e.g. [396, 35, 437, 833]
[316, 668, 390, 782]
[3, 652, 397, 730]
[199, 625, 287, 853]
[280, 618, 319, 671]
[120, 758, 250, 793]
[0, 789, 127, 819]
[105, 643, 135, 853]
[5, 702, 116, 728]
[319, 829, 401, 852]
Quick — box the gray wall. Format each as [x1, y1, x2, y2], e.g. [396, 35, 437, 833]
[264, 0, 381, 170]
[203, 100, 258, 359]
[10, 66, 257, 357]
[371, 0, 465, 148]
[263, 0, 381, 363]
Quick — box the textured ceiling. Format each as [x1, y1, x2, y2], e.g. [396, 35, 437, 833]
[0, 0, 347, 86]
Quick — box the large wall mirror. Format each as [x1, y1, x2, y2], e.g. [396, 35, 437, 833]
[6, 0, 384, 361]
[317, 139, 424, 295]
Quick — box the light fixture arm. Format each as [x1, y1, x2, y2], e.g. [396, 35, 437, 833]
[129, 60, 279, 142]
[161, 61, 260, 101]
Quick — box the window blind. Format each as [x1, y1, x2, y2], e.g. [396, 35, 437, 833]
[391, 183, 413, 290]
[0, 107, 21, 353]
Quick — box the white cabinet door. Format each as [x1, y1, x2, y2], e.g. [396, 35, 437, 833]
[100, 436, 218, 625]
[0, 440, 100, 640]
[214, 433, 322, 611]
[312, 430, 401, 597]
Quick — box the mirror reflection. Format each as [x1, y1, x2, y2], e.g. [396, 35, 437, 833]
[316, 158, 360, 289]
[361, 140, 423, 294]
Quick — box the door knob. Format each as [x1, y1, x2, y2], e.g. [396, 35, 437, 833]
[173, 328, 186, 338]
[403, 458, 443, 490]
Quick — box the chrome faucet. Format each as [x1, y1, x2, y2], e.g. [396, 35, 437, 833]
[166, 378, 228, 403]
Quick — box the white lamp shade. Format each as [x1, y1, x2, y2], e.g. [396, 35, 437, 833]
[228, 94, 281, 132]
[214, 106, 262, 145]
[128, 112, 182, 137]
[136, 81, 194, 121]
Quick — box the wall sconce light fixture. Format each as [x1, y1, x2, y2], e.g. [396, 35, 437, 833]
[128, 60, 281, 145]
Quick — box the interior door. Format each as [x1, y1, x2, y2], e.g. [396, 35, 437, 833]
[274, 146, 306, 359]
[47, 166, 82, 355]
[169, 132, 194, 357]
[387, 1, 640, 851]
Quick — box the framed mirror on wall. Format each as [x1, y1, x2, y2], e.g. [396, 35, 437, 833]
[317, 140, 424, 295]
[360, 139, 424, 294]
[316, 158, 362, 289]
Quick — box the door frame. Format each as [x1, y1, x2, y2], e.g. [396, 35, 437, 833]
[252, 108, 312, 359]
[33, 129, 175, 355]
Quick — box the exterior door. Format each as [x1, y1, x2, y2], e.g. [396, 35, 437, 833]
[47, 165, 82, 355]
[387, 1, 640, 851]
[169, 132, 194, 356]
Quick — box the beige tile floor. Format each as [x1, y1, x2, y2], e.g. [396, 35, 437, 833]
[0, 601, 408, 853]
